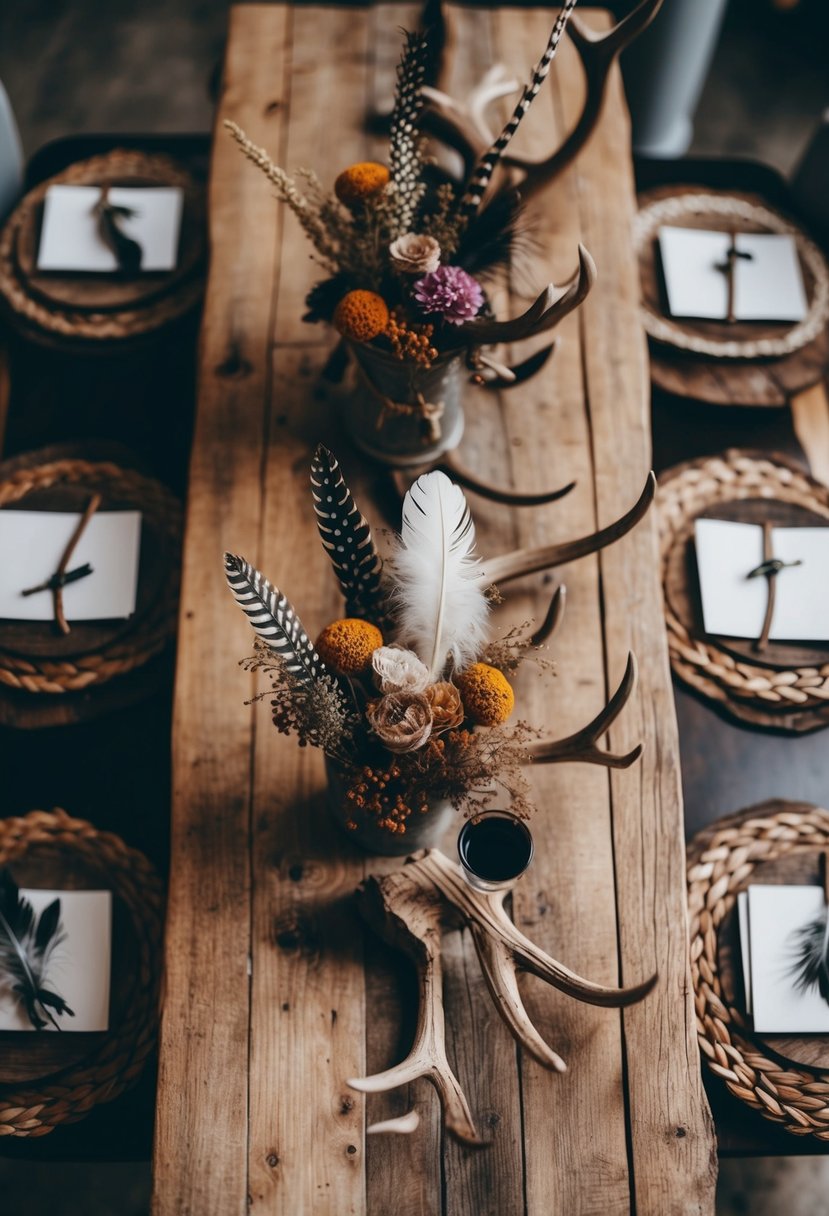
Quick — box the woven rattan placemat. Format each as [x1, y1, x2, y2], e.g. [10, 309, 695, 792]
[688, 800, 829, 1142]
[657, 450, 829, 734]
[0, 150, 205, 345]
[0, 456, 181, 694]
[0, 809, 163, 1137]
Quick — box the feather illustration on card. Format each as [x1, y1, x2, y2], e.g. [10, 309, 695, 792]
[0, 870, 73, 1031]
[788, 856, 829, 1005]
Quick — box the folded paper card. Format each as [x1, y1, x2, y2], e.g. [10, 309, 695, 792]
[658, 226, 808, 323]
[37, 185, 184, 273]
[0, 509, 141, 622]
[694, 517, 829, 642]
[0, 888, 112, 1032]
[746, 884, 829, 1034]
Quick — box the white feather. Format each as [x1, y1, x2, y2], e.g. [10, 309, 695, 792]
[390, 471, 490, 678]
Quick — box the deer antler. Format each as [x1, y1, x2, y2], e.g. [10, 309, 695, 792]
[483, 471, 656, 584]
[348, 848, 657, 1142]
[421, 65, 519, 174]
[529, 652, 642, 769]
[437, 449, 576, 507]
[502, 0, 665, 201]
[457, 244, 596, 346]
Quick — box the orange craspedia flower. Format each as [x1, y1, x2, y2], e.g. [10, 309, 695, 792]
[316, 618, 383, 676]
[334, 162, 390, 207]
[456, 662, 515, 726]
[333, 290, 389, 343]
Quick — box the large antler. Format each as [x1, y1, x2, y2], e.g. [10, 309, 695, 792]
[348, 848, 657, 1142]
[420, 0, 664, 203]
[457, 244, 596, 346]
[529, 652, 642, 769]
[484, 471, 656, 585]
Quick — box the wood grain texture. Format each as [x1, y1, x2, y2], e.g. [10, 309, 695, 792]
[565, 12, 718, 1212]
[152, 7, 290, 1213]
[792, 380, 829, 485]
[152, 7, 718, 1213]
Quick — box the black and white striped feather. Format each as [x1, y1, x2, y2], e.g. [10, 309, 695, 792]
[310, 445, 386, 621]
[459, 0, 578, 221]
[224, 554, 329, 687]
[789, 906, 829, 1004]
[389, 29, 429, 236]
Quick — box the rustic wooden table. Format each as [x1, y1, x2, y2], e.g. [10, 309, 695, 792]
[152, 5, 717, 1213]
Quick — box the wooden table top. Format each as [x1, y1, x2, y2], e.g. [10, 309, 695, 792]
[151, 6, 717, 1213]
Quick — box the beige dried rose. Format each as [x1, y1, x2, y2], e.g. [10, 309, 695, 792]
[425, 681, 464, 734]
[372, 644, 430, 694]
[366, 691, 433, 753]
[389, 233, 441, 275]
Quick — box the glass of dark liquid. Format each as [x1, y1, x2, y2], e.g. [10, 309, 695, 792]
[457, 811, 534, 893]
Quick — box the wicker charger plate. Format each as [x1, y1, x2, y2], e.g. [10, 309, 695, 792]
[0, 809, 163, 1136]
[657, 450, 829, 733]
[638, 187, 829, 408]
[0, 454, 182, 693]
[688, 799, 829, 1142]
[0, 150, 205, 345]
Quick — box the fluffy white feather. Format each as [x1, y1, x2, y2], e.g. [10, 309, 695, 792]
[390, 471, 490, 678]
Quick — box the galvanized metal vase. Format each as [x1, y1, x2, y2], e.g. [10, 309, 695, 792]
[344, 341, 465, 467]
[325, 757, 456, 856]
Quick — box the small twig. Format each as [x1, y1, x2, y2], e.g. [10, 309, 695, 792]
[53, 493, 102, 635]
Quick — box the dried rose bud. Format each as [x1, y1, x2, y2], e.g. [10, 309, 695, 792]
[371, 644, 430, 694]
[425, 681, 464, 734]
[366, 691, 433, 753]
[389, 233, 441, 275]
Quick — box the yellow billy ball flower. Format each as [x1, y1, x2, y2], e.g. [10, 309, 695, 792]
[316, 618, 383, 677]
[333, 290, 390, 344]
[334, 162, 390, 207]
[456, 662, 515, 726]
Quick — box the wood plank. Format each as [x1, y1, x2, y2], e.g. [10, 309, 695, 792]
[564, 12, 718, 1214]
[491, 11, 633, 1214]
[791, 380, 829, 484]
[152, 7, 291, 1214]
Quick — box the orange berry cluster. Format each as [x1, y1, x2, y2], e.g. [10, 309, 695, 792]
[386, 308, 437, 367]
[345, 762, 430, 834]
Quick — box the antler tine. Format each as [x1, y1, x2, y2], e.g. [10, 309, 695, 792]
[501, 0, 664, 200]
[438, 449, 576, 507]
[459, 245, 596, 345]
[469, 899, 567, 1072]
[483, 471, 656, 584]
[473, 341, 557, 390]
[531, 583, 566, 646]
[347, 873, 483, 1146]
[419, 851, 657, 1008]
[529, 652, 643, 769]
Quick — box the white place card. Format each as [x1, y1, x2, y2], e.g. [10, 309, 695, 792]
[37, 185, 184, 273]
[747, 884, 829, 1034]
[658, 225, 808, 323]
[0, 889, 112, 1032]
[694, 517, 829, 642]
[0, 509, 142, 622]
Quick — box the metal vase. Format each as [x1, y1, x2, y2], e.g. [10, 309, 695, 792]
[344, 341, 465, 467]
[325, 756, 456, 856]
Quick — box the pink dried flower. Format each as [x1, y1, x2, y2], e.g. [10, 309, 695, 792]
[413, 265, 484, 326]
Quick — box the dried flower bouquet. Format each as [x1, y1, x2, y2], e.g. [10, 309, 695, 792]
[225, 447, 551, 842]
[226, 9, 591, 460]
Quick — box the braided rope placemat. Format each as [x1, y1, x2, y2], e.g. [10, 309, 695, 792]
[0, 459, 181, 693]
[657, 450, 829, 732]
[0, 150, 204, 344]
[0, 809, 163, 1136]
[688, 800, 829, 1140]
[635, 191, 829, 360]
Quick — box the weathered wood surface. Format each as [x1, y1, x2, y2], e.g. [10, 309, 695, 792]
[153, 7, 717, 1213]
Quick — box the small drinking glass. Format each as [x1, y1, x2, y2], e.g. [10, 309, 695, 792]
[457, 811, 534, 893]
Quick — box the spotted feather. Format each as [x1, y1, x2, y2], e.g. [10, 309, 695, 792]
[310, 445, 387, 622]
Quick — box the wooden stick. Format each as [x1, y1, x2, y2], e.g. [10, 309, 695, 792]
[754, 520, 776, 654]
[53, 492, 102, 634]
